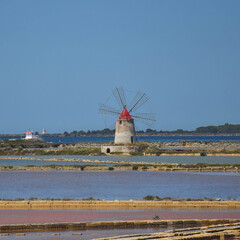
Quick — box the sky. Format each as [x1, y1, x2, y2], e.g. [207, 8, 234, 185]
[0, 0, 240, 134]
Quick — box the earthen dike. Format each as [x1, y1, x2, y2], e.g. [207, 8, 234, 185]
[1, 200, 240, 210]
[1, 156, 240, 173]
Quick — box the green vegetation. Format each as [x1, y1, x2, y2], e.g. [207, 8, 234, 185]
[141, 195, 223, 201]
[64, 128, 115, 136]
[110, 152, 122, 155]
[143, 195, 164, 201]
[129, 151, 144, 156]
[195, 123, 240, 134]
[143, 195, 155, 201]
[14, 198, 25, 201]
[28, 197, 38, 201]
[80, 166, 85, 171]
[132, 165, 138, 170]
[82, 197, 101, 201]
[0, 139, 56, 148]
[145, 123, 240, 135]
[1, 162, 240, 172]
[0, 140, 102, 155]
[144, 146, 162, 155]
[0, 196, 237, 201]
[1, 123, 240, 140]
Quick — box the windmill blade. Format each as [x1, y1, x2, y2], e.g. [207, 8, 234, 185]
[112, 87, 127, 109]
[128, 90, 149, 113]
[131, 113, 156, 128]
[99, 103, 121, 117]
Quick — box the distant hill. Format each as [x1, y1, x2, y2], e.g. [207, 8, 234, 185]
[194, 123, 240, 134]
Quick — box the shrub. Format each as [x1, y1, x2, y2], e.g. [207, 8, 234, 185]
[18, 146, 23, 151]
[82, 197, 95, 200]
[28, 197, 38, 201]
[14, 198, 25, 201]
[108, 167, 114, 171]
[155, 196, 162, 201]
[129, 152, 143, 156]
[80, 166, 85, 171]
[132, 165, 138, 170]
[143, 195, 155, 201]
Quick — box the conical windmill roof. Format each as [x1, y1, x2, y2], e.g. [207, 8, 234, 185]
[119, 107, 132, 119]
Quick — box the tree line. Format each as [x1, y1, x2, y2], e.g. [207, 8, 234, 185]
[62, 123, 240, 136]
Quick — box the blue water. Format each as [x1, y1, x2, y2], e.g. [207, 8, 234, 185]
[6, 228, 168, 240]
[0, 159, 111, 167]
[1, 135, 240, 143]
[0, 171, 239, 200]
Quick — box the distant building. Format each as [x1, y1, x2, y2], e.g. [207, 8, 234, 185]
[42, 129, 46, 135]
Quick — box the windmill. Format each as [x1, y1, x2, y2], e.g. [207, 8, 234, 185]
[99, 87, 156, 144]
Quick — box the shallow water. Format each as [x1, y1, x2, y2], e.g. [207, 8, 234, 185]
[2, 209, 240, 224]
[1, 155, 240, 166]
[1, 208, 240, 239]
[0, 158, 111, 167]
[0, 171, 239, 200]
[4, 228, 168, 240]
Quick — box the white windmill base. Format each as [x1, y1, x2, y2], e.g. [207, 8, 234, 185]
[101, 145, 133, 155]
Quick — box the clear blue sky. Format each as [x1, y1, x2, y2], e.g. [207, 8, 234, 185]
[0, 0, 240, 134]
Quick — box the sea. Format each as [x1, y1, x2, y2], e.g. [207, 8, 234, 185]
[1, 135, 240, 143]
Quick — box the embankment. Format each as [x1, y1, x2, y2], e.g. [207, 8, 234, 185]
[1, 156, 240, 172]
[0, 219, 239, 233]
[0, 165, 239, 173]
[1, 200, 240, 210]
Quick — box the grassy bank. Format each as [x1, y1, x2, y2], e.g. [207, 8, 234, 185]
[0, 160, 239, 172]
